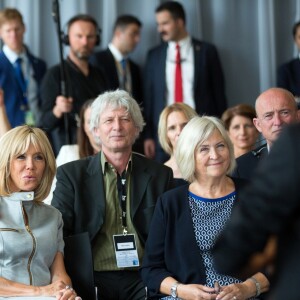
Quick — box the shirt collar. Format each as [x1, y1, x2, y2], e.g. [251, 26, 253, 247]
[168, 35, 191, 50]
[101, 151, 132, 175]
[3, 44, 26, 64]
[108, 43, 126, 62]
[4, 191, 35, 202]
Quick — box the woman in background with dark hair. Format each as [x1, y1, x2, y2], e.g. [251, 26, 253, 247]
[221, 104, 259, 158]
[44, 99, 101, 204]
[76, 98, 101, 158]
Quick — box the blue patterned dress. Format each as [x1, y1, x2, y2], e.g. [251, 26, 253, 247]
[162, 190, 254, 300]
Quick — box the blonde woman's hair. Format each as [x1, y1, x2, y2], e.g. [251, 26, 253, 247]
[175, 116, 236, 182]
[158, 103, 197, 155]
[0, 126, 56, 202]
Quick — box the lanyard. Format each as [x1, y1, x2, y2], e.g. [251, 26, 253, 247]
[117, 170, 128, 235]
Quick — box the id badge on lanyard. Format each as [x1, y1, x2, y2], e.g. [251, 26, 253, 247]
[114, 169, 140, 268]
[113, 233, 139, 268]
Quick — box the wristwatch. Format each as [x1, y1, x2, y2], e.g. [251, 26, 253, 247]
[170, 281, 181, 298]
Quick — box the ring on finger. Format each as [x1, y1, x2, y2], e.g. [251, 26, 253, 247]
[65, 285, 73, 291]
[233, 297, 237, 300]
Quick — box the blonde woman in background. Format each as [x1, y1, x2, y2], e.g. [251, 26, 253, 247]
[158, 103, 197, 184]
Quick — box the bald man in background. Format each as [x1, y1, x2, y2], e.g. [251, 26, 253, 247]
[233, 87, 299, 180]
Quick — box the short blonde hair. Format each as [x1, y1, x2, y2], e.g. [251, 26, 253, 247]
[175, 116, 236, 182]
[0, 126, 56, 202]
[158, 103, 197, 155]
[0, 8, 24, 28]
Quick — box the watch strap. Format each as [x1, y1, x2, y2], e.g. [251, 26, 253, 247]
[248, 276, 261, 297]
[170, 281, 181, 298]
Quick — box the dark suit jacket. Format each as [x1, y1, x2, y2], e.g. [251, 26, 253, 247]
[143, 38, 227, 142]
[51, 152, 173, 246]
[232, 144, 268, 180]
[0, 47, 46, 127]
[140, 177, 248, 299]
[277, 58, 300, 96]
[213, 123, 300, 300]
[89, 48, 143, 104]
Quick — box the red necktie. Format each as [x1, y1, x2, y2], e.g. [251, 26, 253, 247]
[175, 43, 183, 102]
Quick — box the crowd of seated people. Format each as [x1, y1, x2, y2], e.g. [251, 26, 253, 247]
[1, 2, 300, 300]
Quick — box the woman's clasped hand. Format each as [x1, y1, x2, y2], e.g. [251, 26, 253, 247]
[37, 281, 81, 299]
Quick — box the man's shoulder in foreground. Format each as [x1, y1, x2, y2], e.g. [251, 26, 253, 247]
[233, 144, 268, 180]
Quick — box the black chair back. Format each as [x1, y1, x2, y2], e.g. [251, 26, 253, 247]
[64, 232, 96, 300]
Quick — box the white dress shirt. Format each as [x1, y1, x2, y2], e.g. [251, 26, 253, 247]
[166, 35, 195, 108]
[108, 43, 132, 93]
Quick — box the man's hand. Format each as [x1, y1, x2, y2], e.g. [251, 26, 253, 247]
[53, 96, 73, 118]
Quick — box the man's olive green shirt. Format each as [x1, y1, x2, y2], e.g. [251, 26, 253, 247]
[93, 151, 144, 271]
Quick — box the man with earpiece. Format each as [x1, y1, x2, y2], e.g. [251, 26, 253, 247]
[39, 14, 107, 156]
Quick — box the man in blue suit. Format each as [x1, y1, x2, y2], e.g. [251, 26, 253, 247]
[143, 1, 227, 162]
[0, 8, 46, 127]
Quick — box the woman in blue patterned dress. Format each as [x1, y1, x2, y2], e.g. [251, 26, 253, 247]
[140, 116, 270, 300]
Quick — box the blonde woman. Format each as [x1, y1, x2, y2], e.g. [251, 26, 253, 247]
[158, 103, 197, 180]
[141, 116, 269, 300]
[0, 126, 80, 299]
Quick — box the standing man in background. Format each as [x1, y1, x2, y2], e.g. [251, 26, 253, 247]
[143, 1, 227, 162]
[39, 14, 107, 156]
[90, 15, 144, 154]
[90, 15, 143, 104]
[277, 21, 300, 98]
[0, 8, 47, 127]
